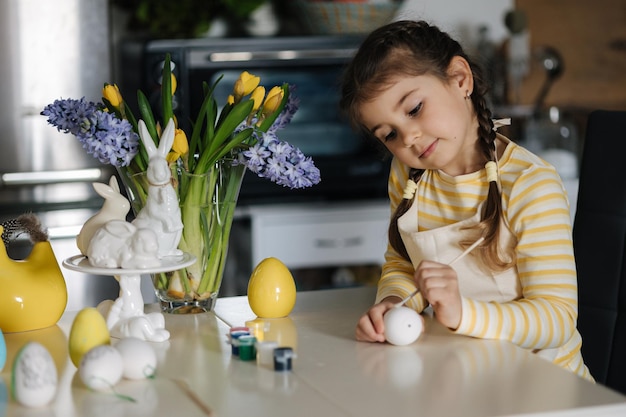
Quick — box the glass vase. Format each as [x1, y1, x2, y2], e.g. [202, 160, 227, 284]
[119, 160, 245, 313]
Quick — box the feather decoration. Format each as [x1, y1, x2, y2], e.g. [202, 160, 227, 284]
[0, 213, 49, 246]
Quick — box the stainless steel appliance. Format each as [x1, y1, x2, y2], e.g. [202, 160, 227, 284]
[118, 35, 391, 205]
[0, 0, 155, 310]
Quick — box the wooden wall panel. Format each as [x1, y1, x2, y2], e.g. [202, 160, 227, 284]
[513, 0, 626, 110]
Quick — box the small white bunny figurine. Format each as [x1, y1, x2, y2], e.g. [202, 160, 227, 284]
[87, 220, 160, 269]
[132, 119, 183, 258]
[76, 176, 130, 255]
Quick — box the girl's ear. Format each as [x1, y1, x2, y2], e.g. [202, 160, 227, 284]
[447, 56, 474, 96]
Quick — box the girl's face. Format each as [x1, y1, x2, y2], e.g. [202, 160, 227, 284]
[358, 59, 480, 176]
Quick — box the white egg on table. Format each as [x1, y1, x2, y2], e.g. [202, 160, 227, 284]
[78, 345, 124, 391]
[383, 306, 424, 346]
[12, 341, 58, 407]
[114, 337, 157, 380]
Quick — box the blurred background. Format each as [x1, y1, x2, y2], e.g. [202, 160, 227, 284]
[0, 0, 624, 310]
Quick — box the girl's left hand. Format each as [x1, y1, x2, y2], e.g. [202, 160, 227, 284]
[414, 260, 462, 329]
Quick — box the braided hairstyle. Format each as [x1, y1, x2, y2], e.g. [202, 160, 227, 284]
[340, 20, 512, 270]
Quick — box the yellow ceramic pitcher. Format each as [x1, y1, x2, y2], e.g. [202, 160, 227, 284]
[0, 225, 68, 332]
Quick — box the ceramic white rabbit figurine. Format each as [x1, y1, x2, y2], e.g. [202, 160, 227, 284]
[87, 220, 160, 269]
[98, 275, 170, 342]
[132, 119, 183, 258]
[76, 176, 130, 256]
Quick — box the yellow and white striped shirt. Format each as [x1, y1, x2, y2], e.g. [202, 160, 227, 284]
[377, 135, 592, 380]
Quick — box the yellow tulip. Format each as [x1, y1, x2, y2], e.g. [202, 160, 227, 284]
[173, 128, 189, 155]
[227, 95, 235, 105]
[166, 128, 189, 163]
[102, 83, 123, 108]
[233, 71, 260, 100]
[170, 73, 177, 95]
[261, 86, 284, 117]
[166, 152, 179, 164]
[250, 86, 265, 112]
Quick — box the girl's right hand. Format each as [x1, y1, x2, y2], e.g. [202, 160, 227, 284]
[355, 297, 402, 342]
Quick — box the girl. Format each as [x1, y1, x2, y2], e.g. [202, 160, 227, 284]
[340, 20, 592, 381]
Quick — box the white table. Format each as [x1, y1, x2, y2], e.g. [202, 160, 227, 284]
[3, 287, 626, 417]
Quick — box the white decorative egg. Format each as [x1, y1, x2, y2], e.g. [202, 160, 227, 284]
[78, 345, 124, 391]
[383, 306, 424, 346]
[12, 342, 58, 407]
[114, 337, 157, 380]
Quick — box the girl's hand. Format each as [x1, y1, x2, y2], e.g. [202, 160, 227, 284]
[355, 297, 402, 342]
[415, 260, 462, 329]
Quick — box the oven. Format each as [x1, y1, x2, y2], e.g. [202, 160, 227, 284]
[118, 35, 390, 205]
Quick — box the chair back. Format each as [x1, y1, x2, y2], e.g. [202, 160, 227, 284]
[573, 110, 626, 394]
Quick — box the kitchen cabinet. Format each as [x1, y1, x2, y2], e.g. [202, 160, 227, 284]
[221, 200, 390, 296]
[246, 200, 390, 270]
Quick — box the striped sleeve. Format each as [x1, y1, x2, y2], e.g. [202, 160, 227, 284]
[375, 158, 429, 311]
[456, 159, 578, 350]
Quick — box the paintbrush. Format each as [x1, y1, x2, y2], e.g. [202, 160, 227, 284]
[394, 237, 485, 308]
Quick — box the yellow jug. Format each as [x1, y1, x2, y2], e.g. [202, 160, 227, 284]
[0, 225, 68, 332]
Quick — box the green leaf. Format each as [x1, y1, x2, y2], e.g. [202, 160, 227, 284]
[208, 99, 254, 155]
[201, 77, 223, 138]
[211, 128, 254, 162]
[193, 99, 252, 173]
[196, 124, 252, 173]
[122, 102, 138, 133]
[188, 94, 218, 173]
[161, 53, 174, 127]
[137, 90, 158, 145]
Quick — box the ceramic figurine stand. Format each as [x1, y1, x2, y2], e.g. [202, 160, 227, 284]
[63, 253, 195, 342]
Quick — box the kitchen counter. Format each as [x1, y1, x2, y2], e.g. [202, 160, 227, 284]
[3, 286, 626, 417]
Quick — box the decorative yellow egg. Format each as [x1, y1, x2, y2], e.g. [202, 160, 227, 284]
[247, 257, 296, 318]
[68, 307, 110, 367]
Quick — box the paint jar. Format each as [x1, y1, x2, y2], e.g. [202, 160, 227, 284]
[273, 347, 295, 371]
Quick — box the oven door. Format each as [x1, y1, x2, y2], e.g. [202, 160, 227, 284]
[139, 36, 391, 204]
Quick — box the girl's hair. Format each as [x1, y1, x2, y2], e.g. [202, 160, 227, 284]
[340, 20, 513, 270]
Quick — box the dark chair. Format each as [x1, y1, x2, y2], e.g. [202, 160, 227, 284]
[573, 110, 626, 394]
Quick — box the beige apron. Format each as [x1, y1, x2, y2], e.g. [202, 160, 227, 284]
[397, 197, 521, 303]
[398, 193, 564, 362]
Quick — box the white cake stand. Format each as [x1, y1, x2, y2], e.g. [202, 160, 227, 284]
[63, 253, 196, 342]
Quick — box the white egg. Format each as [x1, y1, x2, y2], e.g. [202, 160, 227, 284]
[79, 345, 124, 391]
[12, 342, 58, 407]
[114, 337, 157, 380]
[383, 306, 424, 346]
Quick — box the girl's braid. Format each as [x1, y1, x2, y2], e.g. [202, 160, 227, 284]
[468, 63, 512, 269]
